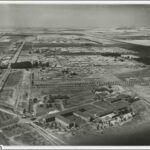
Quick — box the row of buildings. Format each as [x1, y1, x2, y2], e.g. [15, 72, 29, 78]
[38, 100, 135, 130]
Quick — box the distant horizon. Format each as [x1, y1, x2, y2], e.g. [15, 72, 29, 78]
[0, 26, 149, 31]
[0, 5, 150, 29]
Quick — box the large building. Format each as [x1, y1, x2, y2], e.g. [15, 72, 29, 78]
[55, 115, 74, 128]
[73, 111, 91, 122]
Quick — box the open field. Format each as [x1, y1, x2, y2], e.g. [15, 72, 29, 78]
[0, 89, 14, 106]
[2, 124, 28, 137]
[2, 123, 51, 145]
[117, 67, 150, 80]
[0, 133, 9, 145]
[14, 131, 51, 145]
[0, 111, 18, 128]
[132, 85, 150, 103]
[5, 71, 23, 87]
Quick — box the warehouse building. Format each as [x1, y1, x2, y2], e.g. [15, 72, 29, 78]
[73, 111, 91, 122]
[55, 115, 74, 128]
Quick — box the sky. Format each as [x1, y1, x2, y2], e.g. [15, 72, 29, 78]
[0, 4, 150, 29]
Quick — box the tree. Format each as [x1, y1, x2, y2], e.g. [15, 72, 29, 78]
[11, 61, 33, 69]
[33, 97, 38, 103]
[32, 61, 39, 68]
[23, 108, 26, 114]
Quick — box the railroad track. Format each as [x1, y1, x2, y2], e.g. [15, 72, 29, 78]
[28, 122, 66, 145]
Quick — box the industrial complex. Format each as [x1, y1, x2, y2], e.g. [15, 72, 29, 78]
[0, 27, 150, 145]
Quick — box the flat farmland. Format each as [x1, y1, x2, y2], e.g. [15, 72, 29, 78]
[0, 89, 14, 106]
[5, 71, 23, 87]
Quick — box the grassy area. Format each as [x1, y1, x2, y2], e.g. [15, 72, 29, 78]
[117, 67, 150, 80]
[0, 111, 12, 121]
[0, 133, 9, 145]
[14, 131, 51, 145]
[0, 89, 14, 106]
[2, 124, 28, 137]
[5, 71, 23, 87]
[3, 123, 51, 145]
[0, 111, 18, 128]
[0, 89, 13, 102]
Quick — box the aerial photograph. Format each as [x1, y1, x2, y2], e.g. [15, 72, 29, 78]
[0, 3, 150, 146]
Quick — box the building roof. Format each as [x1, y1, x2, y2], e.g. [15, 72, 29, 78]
[55, 115, 72, 125]
[74, 111, 91, 119]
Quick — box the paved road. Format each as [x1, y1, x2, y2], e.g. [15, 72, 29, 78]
[0, 41, 25, 91]
[0, 108, 17, 117]
[10, 41, 25, 64]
